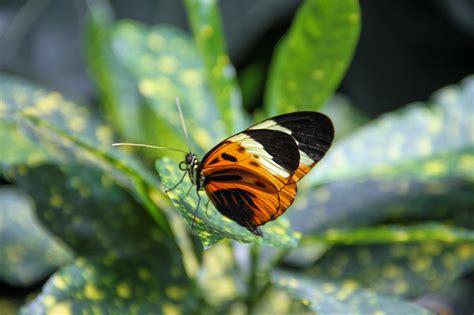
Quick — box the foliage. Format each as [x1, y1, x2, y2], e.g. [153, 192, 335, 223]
[1, 0, 472, 314]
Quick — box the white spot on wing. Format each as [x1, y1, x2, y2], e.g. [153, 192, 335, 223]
[249, 120, 292, 135]
[239, 134, 290, 178]
[300, 150, 315, 165]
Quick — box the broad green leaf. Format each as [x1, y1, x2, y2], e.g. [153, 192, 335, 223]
[273, 271, 431, 315]
[310, 76, 474, 185]
[85, 1, 183, 157]
[156, 158, 301, 248]
[10, 165, 178, 259]
[291, 173, 474, 233]
[0, 187, 72, 285]
[184, 0, 245, 134]
[290, 77, 474, 233]
[21, 256, 196, 315]
[301, 223, 474, 245]
[265, 0, 360, 114]
[305, 242, 474, 298]
[0, 74, 172, 234]
[11, 165, 195, 313]
[112, 21, 225, 152]
[85, 0, 145, 142]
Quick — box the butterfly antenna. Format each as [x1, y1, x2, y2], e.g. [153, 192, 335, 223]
[112, 143, 187, 154]
[175, 97, 192, 153]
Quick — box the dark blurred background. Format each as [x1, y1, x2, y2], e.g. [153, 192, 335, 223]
[0, 0, 473, 116]
[1, 0, 474, 312]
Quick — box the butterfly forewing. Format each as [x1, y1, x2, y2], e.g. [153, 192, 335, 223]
[199, 111, 334, 235]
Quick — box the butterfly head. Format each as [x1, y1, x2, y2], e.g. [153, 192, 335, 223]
[180, 152, 200, 186]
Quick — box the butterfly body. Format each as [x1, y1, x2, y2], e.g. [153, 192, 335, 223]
[180, 111, 334, 237]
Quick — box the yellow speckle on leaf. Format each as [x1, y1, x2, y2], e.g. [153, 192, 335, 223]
[43, 295, 56, 306]
[459, 154, 474, 172]
[348, 13, 360, 24]
[54, 276, 67, 290]
[456, 244, 473, 260]
[95, 125, 113, 143]
[393, 280, 408, 295]
[200, 24, 213, 39]
[393, 231, 409, 242]
[322, 282, 336, 293]
[335, 290, 349, 301]
[138, 268, 151, 281]
[0, 100, 6, 114]
[48, 303, 72, 315]
[383, 264, 401, 278]
[423, 160, 447, 176]
[166, 286, 184, 300]
[37, 92, 61, 114]
[418, 139, 432, 155]
[410, 257, 432, 272]
[68, 117, 86, 132]
[179, 69, 202, 87]
[163, 303, 181, 315]
[342, 279, 359, 291]
[312, 69, 325, 81]
[159, 56, 178, 73]
[147, 33, 164, 51]
[116, 282, 132, 299]
[373, 311, 385, 315]
[139, 79, 158, 96]
[50, 194, 63, 208]
[194, 128, 213, 149]
[84, 283, 104, 300]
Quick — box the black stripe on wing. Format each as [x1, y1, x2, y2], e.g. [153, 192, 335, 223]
[209, 188, 260, 230]
[272, 112, 334, 162]
[244, 129, 300, 175]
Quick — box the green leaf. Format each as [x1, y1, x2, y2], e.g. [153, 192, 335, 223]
[85, 0, 145, 142]
[290, 77, 474, 233]
[310, 76, 474, 185]
[291, 170, 474, 233]
[11, 165, 178, 259]
[156, 157, 301, 248]
[112, 21, 226, 152]
[302, 223, 474, 245]
[0, 187, 72, 286]
[305, 242, 474, 298]
[184, 0, 246, 134]
[265, 0, 360, 114]
[21, 256, 196, 315]
[0, 74, 172, 234]
[273, 271, 431, 315]
[12, 165, 196, 313]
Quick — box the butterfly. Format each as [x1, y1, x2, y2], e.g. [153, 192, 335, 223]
[173, 111, 334, 236]
[115, 105, 334, 237]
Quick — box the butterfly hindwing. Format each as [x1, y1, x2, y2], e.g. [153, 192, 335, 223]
[199, 112, 334, 235]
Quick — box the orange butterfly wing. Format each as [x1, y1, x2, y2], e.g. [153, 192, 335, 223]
[199, 112, 334, 236]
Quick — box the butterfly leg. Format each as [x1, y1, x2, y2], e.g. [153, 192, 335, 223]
[185, 183, 194, 196]
[165, 170, 188, 193]
[191, 190, 202, 230]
